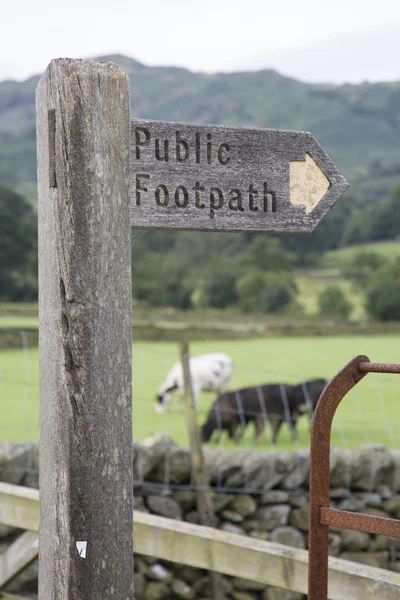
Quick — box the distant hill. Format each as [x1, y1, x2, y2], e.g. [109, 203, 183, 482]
[1, 53, 400, 203]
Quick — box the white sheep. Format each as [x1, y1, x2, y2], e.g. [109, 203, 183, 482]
[155, 352, 234, 414]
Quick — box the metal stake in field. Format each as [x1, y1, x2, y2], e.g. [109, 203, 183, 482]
[36, 59, 133, 600]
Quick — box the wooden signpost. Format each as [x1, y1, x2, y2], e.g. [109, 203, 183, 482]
[36, 57, 349, 600]
[131, 119, 349, 233]
[37, 59, 133, 600]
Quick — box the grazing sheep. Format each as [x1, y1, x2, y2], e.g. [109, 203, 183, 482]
[293, 378, 328, 427]
[200, 383, 299, 445]
[200, 378, 328, 445]
[155, 352, 233, 414]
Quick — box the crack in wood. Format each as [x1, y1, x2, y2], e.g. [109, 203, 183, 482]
[48, 109, 57, 188]
[59, 277, 84, 426]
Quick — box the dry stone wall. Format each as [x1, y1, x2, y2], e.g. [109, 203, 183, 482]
[1, 436, 400, 599]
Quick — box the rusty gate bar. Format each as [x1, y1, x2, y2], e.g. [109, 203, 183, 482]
[320, 507, 400, 537]
[308, 355, 400, 600]
[359, 361, 400, 374]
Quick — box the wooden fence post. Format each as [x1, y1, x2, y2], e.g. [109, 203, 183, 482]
[36, 59, 133, 600]
[180, 341, 222, 599]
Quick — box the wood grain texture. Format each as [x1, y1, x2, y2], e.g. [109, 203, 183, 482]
[0, 531, 38, 588]
[181, 343, 222, 600]
[130, 119, 349, 233]
[36, 58, 133, 600]
[0, 483, 39, 532]
[134, 511, 400, 600]
[180, 343, 216, 528]
[1, 484, 400, 600]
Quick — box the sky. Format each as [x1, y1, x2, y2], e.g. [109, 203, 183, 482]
[2, 0, 400, 83]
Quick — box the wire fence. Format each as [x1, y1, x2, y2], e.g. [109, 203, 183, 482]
[132, 342, 400, 447]
[1, 328, 400, 494]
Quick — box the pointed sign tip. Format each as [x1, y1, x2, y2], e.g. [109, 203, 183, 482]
[290, 153, 331, 214]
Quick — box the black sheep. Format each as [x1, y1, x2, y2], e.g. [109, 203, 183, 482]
[201, 383, 298, 445]
[200, 378, 328, 445]
[293, 378, 328, 426]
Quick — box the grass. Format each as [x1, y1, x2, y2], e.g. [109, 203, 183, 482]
[1, 238, 400, 328]
[0, 346, 39, 441]
[0, 304, 39, 330]
[0, 317, 39, 329]
[322, 239, 400, 269]
[298, 238, 400, 320]
[0, 303, 38, 315]
[1, 335, 400, 452]
[294, 273, 365, 320]
[0, 270, 366, 331]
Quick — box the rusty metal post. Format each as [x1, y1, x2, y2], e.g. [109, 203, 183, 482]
[308, 355, 368, 600]
[308, 355, 400, 600]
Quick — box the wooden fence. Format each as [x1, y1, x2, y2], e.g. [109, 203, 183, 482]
[1, 482, 400, 600]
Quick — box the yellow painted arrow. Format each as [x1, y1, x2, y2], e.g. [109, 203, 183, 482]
[290, 153, 330, 214]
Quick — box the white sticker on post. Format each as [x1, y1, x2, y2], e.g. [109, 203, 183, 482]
[76, 541, 87, 558]
[32, 539, 39, 548]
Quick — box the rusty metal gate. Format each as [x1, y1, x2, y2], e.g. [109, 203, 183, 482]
[308, 355, 400, 599]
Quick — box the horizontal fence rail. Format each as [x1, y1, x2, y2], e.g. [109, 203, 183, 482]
[1, 483, 400, 600]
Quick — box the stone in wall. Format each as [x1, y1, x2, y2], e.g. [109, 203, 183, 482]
[328, 533, 342, 556]
[2, 438, 400, 600]
[23, 442, 39, 488]
[350, 444, 394, 491]
[152, 447, 192, 484]
[174, 490, 196, 513]
[391, 450, 400, 492]
[143, 581, 170, 600]
[340, 529, 370, 551]
[289, 506, 309, 531]
[133, 435, 178, 480]
[263, 589, 304, 600]
[238, 451, 282, 490]
[281, 450, 309, 491]
[203, 447, 247, 487]
[339, 551, 390, 570]
[269, 526, 306, 549]
[229, 494, 257, 516]
[261, 491, 290, 505]
[330, 447, 352, 488]
[146, 495, 182, 519]
[0, 441, 36, 485]
[245, 504, 291, 532]
[383, 496, 400, 519]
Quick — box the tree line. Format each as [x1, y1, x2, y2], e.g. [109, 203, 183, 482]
[2, 182, 400, 321]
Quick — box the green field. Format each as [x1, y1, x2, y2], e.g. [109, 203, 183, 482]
[0, 271, 366, 329]
[295, 272, 365, 320]
[295, 239, 400, 320]
[322, 239, 400, 269]
[297, 239, 400, 320]
[0, 317, 39, 329]
[1, 336, 399, 451]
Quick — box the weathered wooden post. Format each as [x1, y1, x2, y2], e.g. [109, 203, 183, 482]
[180, 341, 222, 600]
[36, 59, 133, 599]
[181, 341, 216, 526]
